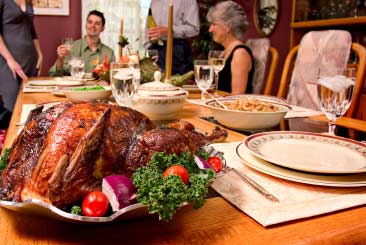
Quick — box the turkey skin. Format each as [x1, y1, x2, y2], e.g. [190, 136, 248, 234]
[0, 102, 227, 209]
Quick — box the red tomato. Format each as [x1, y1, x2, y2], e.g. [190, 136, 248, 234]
[207, 157, 223, 173]
[82, 191, 109, 217]
[163, 165, 189, 185]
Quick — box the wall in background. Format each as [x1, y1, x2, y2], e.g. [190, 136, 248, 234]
[34, 0, 82, 76]
[34, 0, 291, 94]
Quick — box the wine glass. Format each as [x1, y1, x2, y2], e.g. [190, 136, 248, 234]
[194, 60, 214, 101]
[208, 50, 225, 96]
[317, 67, 356, 135]
[110, 61, 140, 107]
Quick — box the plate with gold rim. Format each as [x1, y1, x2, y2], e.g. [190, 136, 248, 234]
[244, 131, 366, 174]
[236, 142, 366, 187]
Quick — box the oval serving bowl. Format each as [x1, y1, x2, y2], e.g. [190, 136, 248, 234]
[63, 86, 112, 101]
[206, 97, 290, 131]
[133, 81, 188, 120]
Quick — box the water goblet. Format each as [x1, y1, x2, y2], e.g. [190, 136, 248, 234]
[68, 57, 85, 79]
[194, 60, 214, 102]
[208, 50, 225, 96]
[110, 61, 139, 107]
[317, 67, 356, 135]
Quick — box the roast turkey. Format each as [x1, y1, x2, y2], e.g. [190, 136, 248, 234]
[0, 101, 227, 209]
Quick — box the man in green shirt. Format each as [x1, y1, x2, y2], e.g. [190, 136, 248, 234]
[49, 10, 115, 76]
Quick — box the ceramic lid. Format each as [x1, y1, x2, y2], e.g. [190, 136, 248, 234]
[137, 71, 188, 97]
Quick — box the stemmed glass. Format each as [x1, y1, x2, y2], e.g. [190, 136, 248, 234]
[208, 50, 225, 96]
[317, 67, 356, 135]
[110, 61, 140, 107]
[194, 60, 214, 101]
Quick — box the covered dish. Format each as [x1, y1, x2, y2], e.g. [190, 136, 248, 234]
[133, 72, 189, 120]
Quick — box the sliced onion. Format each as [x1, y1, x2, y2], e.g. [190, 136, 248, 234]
[102, 175, 136, 211]
[194, 156, 212, 170]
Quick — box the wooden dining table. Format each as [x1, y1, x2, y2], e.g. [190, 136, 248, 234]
[1, 80, 366, 244]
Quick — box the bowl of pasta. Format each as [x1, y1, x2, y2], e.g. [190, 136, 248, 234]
[205, 97, 290, 130]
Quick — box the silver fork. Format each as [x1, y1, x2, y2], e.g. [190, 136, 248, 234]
[205, 145, 279, 203]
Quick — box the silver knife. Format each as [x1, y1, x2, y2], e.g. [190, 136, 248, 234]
[228, 167, 279, 202]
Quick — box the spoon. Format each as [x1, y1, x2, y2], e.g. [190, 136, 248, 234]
[204, 92, 228, 110]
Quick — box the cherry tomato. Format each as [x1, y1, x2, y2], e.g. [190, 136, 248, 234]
[163, 165, 189, 185]
[82, 191, 109, 217]
[207, 156, 223, 173]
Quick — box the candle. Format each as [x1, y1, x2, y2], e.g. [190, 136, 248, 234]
[119, 18, 124, 58]
[164, 2, 173, 83]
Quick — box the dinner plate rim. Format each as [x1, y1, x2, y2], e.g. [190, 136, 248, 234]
[244, 131, 366, 174]
[235, 141, 366, 187]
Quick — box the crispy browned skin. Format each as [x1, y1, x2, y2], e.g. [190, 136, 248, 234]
[0, 102, 227, 209]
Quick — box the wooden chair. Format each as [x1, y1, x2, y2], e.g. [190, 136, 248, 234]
[277, 42, 366, 119]
[245, 38, 279, 95]
[277, 30, 366, 134]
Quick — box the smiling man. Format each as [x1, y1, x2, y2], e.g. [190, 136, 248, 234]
[49, 10, 115, 76]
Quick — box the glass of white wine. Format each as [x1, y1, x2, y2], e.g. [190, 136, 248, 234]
[208, 50, 225, 96]
[317, 67, 356, 135]
[194, 60, 214, 102]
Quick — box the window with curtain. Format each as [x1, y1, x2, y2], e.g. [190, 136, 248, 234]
[81, 0, 151, 59]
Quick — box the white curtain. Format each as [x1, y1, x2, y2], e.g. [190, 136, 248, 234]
[81, 0, 151, 58]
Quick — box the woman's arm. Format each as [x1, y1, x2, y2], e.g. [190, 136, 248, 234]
[230, 48, 252, 94]
[0, 35, 27, 80]
[33, 39, 43, 76]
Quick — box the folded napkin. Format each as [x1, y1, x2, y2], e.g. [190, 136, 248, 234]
[210, 142, 366, 227]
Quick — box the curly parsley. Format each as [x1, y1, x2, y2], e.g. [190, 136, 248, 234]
[132, 151, 215, 221]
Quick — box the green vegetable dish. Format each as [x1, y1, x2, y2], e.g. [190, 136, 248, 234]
[72, 86, 105, 92]
[132, 150, 215, 221]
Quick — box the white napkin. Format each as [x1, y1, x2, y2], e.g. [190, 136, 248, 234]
[318, 75, 354, 93]
[210, 142, 366, 227]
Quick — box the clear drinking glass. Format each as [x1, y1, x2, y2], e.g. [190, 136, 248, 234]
[62, 38, 73, 50]
[317, 67, 356, 135]
[208, 50, 225, 96]
[110, 61, 139, 107]
[194, 60, 214, 101]
[68, 57, 85, 79]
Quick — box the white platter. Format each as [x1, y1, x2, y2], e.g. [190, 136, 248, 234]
[28, 79, 86, 87]
[236, 142, 366, 187]
[244, 131, 366, 174]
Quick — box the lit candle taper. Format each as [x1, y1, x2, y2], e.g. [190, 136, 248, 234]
[164, 1, 173, 83]
[119, 18, 124, 58]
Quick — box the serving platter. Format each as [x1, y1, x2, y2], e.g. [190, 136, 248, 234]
[244, 131, 366, 174]
[0, 199, 148, 224]
[236, 142, 366, 187]
[0, 143, 224, 223]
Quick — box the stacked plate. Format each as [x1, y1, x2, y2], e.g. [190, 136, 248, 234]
[236, 131, 366, 187]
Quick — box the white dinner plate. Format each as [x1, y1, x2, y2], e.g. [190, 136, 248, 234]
[244, 131, 366, 174]
[236, 142, 366, 187]
[182, 84, 214, 92]
[28, 79, 86, 87]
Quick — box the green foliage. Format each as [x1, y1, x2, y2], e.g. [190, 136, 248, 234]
[0, 148, 11, 171]
[70, 205, 82, 215]
[132, 151, 215, 221]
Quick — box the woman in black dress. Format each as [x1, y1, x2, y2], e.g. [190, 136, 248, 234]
[0, 0, 43, 126]
[207, 1, 254, 94]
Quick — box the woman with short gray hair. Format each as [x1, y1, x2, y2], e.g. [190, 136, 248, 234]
[207, 1, 254, 94]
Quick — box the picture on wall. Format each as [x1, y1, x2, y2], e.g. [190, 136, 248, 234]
[33, 0, 70, 16]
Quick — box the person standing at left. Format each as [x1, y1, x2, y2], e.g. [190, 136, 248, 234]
[0, 0, 43, 127]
